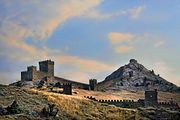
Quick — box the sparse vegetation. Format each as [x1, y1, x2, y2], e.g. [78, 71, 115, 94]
[0, 85, 180, 120]
[41, 103, 58, 118]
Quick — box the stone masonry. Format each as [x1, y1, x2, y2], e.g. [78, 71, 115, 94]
[21, 60, 97, 90]
[21, 60, 54, 82]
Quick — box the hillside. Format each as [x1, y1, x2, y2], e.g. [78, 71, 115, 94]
[96, 59, 179, 92]
[0, 85, 145, 120]
[0, 85, 180, 120]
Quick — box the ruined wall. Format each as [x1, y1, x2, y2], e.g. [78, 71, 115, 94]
[85, 96, 179, 109]
[85, 96, 142, 108]
[52, 77, 89, 90]
[32, 71, 49, 82]
[158, 102, 179, 109]
[21, 69, 50, 82]
[98, 99, 140, 108]
[63, 83, 72, 95]
[21, 60, 90, 90]
[21, 60, 55, 82]
[21, 71, 32, 81]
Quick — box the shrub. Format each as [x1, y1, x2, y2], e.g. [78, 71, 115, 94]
[6, 100, 22, 114]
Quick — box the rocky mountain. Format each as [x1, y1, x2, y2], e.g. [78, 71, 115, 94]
[96, 59, 180, 92]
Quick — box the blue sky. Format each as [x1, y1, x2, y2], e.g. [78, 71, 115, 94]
[0, 0, 180, 86]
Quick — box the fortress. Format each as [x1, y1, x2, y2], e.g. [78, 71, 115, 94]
[21, 60, 97, 90]
[20, 60, 179, 110]
[21, 60, 54, 81]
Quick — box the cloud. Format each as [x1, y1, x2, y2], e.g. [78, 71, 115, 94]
[154, 41, 164, 48]
[0, 0, 102, 61]
[83, 6, 146, 20]
[129, 6, 146, 19]
[0, 0, 116, 84]
[84, 9, 124, 19]
[108, 32, 135, 54]
[108, 32, 135, 44]
[51, 55, 113, 73]
[0, 0, 101, 40]
[115, 45, 133, 54]
[153, 62, 173, 74]
[107, 32, 165, 54]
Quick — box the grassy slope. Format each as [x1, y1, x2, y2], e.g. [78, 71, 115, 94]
[0, 85, 147, 120]
[0, 85, 179, 120]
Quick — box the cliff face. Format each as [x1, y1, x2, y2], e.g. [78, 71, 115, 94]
[96, 59, 179, 92]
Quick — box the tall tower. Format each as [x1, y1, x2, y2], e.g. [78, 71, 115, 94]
[145, 89, 158, 107]
[39, 60, 54, 77]
[89, 79, 97, 90]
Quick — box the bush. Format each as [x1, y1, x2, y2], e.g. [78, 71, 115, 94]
[42, 103, 59, 118]
[6, 100, 22, 114]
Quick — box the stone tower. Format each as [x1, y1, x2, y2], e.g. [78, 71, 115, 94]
[63, 83, 72, 95]
[89, 79, 97, 90]
[145, 89, 158, 107]
[39, 60, 54, 77]
[21, 66, 37, 81]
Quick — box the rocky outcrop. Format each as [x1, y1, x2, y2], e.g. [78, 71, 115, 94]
[0, 100, 22, 115]
[41, 103, 59, 118]
[96, 59, 180, 92]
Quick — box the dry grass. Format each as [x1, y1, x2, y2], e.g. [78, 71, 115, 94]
[28, 88, 142, 120]
[1, 85, 179, 120]
[73, 89, 180, 104]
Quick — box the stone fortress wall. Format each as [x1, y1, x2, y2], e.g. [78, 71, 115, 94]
[85, 90, 179, 109]
[21, 60, 54, 82]
[21, 60, 97, 90]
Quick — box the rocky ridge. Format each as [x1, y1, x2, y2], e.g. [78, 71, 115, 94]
[96, 59, 179, 92]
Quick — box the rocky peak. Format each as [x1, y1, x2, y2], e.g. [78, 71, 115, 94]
[104, 59, 148, 81]
[97, 59, 179, 92]
[129, 59, 138, 64]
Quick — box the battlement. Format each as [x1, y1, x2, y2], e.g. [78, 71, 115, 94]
[39, 60, 54, 76]
[85, 96, 97, 101]
[39, 60, 54, 65]
[63, 83, 72, 95]
[85, 96, 139, 108]
[27, 66, 37, 72]
[158, 101, 178, 106]
[21, 60, 54, 81]
[85, 95, 179, 109]
[63, 83, 72, 86]
[98, 99, 135, 103]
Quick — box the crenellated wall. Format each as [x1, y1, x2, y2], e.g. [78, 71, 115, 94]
[85, 96, 179, 109]
[158, 102, 179, 109]
[85, 96, 142, 108]
[21, 60, 91, 90]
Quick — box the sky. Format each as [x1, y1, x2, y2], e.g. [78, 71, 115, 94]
[0, 0, 180, 86]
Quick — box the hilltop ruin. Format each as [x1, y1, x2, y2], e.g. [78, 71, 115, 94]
[21, 60, 97, 90]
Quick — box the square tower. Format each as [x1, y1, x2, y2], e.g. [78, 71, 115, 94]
[21, 66, 37, 81]
[39, 60, 54, 77]
[145, 89, 158, 107]
[89, 79, 97, 90]
[63, 83, 72, 95]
